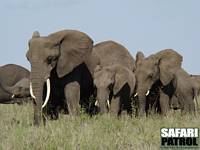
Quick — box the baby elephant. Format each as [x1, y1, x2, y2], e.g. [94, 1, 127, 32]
[94, 65, 136, 116]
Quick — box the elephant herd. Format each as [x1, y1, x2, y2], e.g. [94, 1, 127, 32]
[0, 29, 199, 126]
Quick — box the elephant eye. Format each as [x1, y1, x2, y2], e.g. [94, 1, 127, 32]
[148, 73, 154, 79]
[47, 56, 57, 64]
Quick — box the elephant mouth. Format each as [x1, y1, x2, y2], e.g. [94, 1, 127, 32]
[95, 99, 110, 109]
[30, 78, 51, 108]
[134, 90, 150, 97]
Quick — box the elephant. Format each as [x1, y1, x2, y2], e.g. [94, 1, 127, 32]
[190, 75, 200, 96]
[26, 30, 99, 126]
[0, 64, 30, 104]
[92, 41, 135, 116]
[1, 78, 31, 104]
[172, 69, 198, 114]
[169, 73, 200, 113]
[94, 64, 136, 116]
[93, 41, 135, 70]
[135, 49, 183, 116]
[138, 69, 199, 116]
[4, 78, 30, 98]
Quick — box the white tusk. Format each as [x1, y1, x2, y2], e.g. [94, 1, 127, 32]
[95, 100, 99, 106]
[134, 93, 138, 97]
[42, 78, 51, 108]
[30, 82, 36, 99]
[11, 94, 15, 98]
[145, 90, 150, 96]
[106, 100, 110, 108]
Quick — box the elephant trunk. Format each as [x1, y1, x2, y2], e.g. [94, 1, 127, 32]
[136, 86, 149, 117]
[30, 62, 48, 126]
[96, 88, 109, 114]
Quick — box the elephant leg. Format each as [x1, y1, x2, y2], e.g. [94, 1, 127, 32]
[64, 82, 80, 116]
[46, 90, 60, 120]
[133, 97, 139, 117]
[126, 98, 133, 117]
[178, 91, 195, 115]
[110, 97, 121, 116]
[189, 101, 195, 114]
[159, 90, 169, 115]
[179, 96, 187, 115]
[183, 95, 195, 115]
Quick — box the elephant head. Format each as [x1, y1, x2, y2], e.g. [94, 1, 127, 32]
[26, 30, 93, 125]
[12, 78, 30, 98]
[135, 49, 182, 116]
[94, 65, 135, 114]
[2, 78, 30, 98]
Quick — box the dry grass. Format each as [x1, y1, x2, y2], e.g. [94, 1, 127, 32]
[0, 102, 199, 150]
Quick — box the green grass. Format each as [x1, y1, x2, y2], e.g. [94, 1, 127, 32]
[0, 103, 199, 150]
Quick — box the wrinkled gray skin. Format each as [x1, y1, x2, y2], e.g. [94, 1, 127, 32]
[4, 78, 30, 98]
[135, 49, 182, 116]
[173, 69, 198, 114]
[27, 30, 99, 126]
[170, 73, 200, 113]
[0, 64, 30, 104]
[93, 41, 135, 115]
[190, 75, 200, 112]
[93, 41, 135, 70]
[94, 65, 135, 116]
[190, 75, 200, 96]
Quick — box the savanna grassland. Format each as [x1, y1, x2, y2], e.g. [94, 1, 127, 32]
[0, 101, 200, 150]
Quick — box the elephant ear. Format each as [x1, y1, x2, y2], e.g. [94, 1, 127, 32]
[158, 49, 182, 86]
[49, 30, 93, 78]
[113, 66, 136, 96]
[135, 51, 145, 68]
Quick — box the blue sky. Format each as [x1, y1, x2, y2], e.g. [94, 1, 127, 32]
[0, 0, 200, 74]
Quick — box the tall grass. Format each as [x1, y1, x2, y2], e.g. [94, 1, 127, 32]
[0, 103, 199, 150]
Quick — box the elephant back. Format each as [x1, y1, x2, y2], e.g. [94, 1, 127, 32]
[0, 64, 30, 86]
[93, 41, 135, 71]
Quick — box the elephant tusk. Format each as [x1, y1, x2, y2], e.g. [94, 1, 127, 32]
[134, 93, 138, 97]
[145, 90, 150, 96]
[42, 78, 51, 108]
[106, 100, 110, 108]
[30, 82, 36, 99]
[11, 94, 15, 98]
[95, 100, 99, 106]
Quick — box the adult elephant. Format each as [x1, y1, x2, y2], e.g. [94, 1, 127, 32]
[170, 73, 199, 113]
[135, 49, 182, 116]
[27, 30, 99, 126]
[0, 64, 30, 104]
[92, 41, 135, 116]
